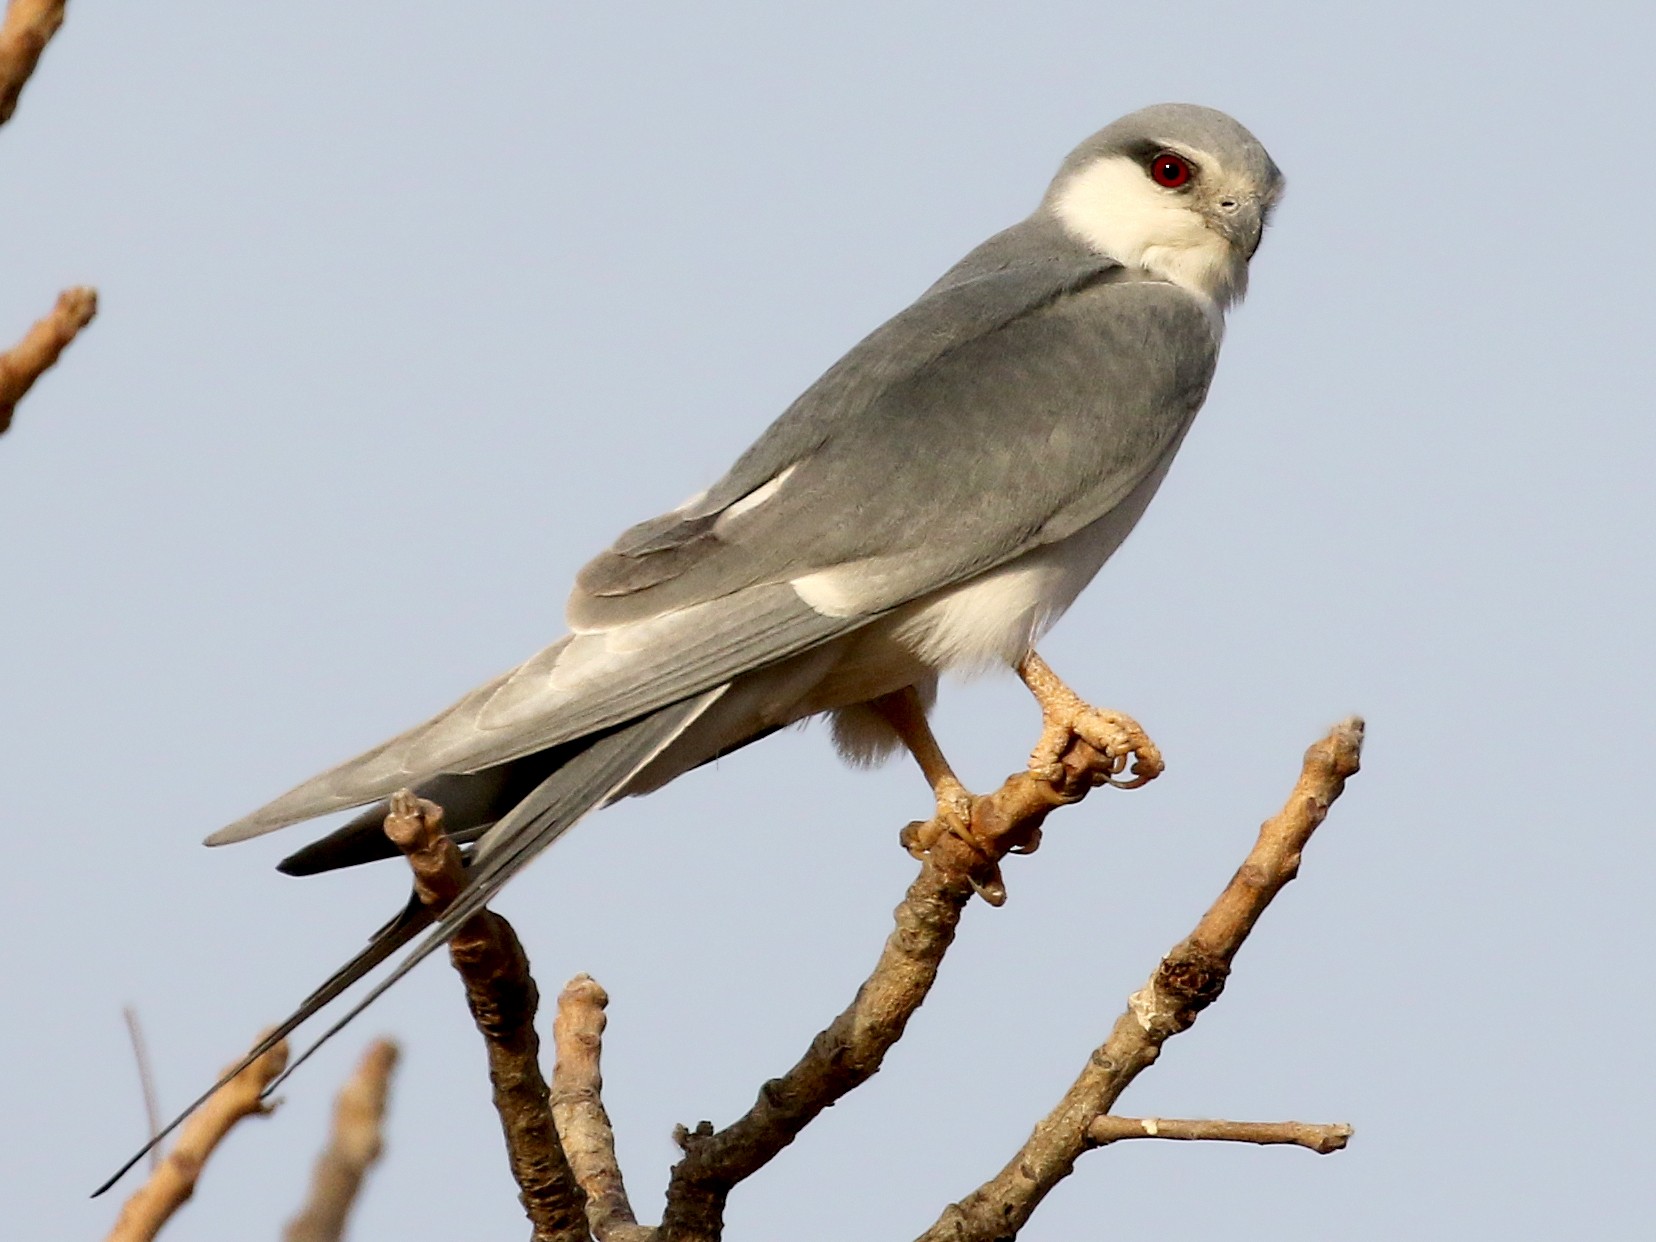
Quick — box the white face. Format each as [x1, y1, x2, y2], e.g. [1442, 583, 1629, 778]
[1051, 145, 1267, 314]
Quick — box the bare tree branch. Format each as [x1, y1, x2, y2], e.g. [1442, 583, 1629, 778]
[121, 1006, 163, 1173]
[1087, 1115, 1352, 1154]
[657, 716, 1164, 1242]
[117, 718, 1350, 1242]
[915, 717, 1365, 1242]
[0, 0, 66, 126]
[104, 1035, 290, 1242]
[384, 791, 591, 1242]
[551, 974, 653, 1242]
[0, 286, 96, 435]
[283, 1038, 401, 1242]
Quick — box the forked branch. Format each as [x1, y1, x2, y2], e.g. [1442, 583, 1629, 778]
[386, 714, 1359, 1242]
[655, 715, 1165, 1242]
[915, 717, 1364, 1241]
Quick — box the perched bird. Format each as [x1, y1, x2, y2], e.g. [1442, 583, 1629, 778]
[100, 102, 1282, 1190]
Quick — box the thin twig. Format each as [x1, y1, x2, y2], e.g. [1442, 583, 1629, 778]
[1087, 1116, 1352, 1154]
[121, 1007, 163, 1173]
[915, 717, 1365, 1242]
[384, 791, 590, 1242]
[657, 715, 1164, 1242]
[0, 0, 66, 126]
[0, 286, 97, 434]
[551, 975, 653, 1242]
[104, 1034, 290, 1242]
[283, 1038, 401, 1242]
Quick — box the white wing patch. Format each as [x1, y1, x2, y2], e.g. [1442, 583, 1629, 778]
[713, 464, 797, 534]
[790, 561, 889, 618]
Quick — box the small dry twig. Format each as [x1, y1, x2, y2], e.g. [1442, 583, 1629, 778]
[657, 717, 1165, 1242]
[0, 0, 66, 126]
[0, 286, 97, 434]
[1087, 1115, 1352, 1154]
[384, 791, 590, 1242]
[552, 975, 653, 1242]
[121, 1006, 163, 1173]
[104, 1035, 290, 1242]
[283, 1038, 401, 1242]
[915, 717, 1364, 1241]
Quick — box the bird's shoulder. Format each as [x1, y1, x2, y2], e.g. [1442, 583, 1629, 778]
[569, 220, 1217, 630]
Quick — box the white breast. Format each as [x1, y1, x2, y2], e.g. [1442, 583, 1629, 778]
[888, 454, 1180, 672]
[1051, 153, 1244, 329]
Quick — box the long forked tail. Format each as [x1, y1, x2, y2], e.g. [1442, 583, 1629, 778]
[274, 739, 591, 876]
[89, 898, 429, 1196]
[93, 687, 724, 1197]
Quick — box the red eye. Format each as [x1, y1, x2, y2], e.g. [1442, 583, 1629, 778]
[1150, 151, 1191, 188]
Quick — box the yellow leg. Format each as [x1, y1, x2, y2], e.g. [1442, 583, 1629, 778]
[870, 686, 977, 850]
[1016, 651, 1163, 788]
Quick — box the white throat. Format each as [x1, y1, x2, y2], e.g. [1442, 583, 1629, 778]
[1052, 155, 1247, 323]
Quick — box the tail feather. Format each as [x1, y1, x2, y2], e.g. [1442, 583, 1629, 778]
[91, 895, 429, 1197]
[275, 740, 588, 876]
[95, 687, 726, 1197]
[266, 686, 726, 1091]
[281, 718, 791, 875]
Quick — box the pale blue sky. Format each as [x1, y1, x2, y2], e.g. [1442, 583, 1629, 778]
[4, 3, 1653, 1239]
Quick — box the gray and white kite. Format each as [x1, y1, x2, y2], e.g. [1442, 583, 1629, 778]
[102, 102, 1282, 1188]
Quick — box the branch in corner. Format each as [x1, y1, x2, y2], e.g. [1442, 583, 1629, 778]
[0, 0, 68, 126]
[0, 287, 97, 435]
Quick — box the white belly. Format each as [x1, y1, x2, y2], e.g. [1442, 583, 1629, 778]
[886, 457, 1176, 672]
[626, 458, 1179, 787]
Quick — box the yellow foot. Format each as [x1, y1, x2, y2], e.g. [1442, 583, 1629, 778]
[897, 776, 1010, 905]
[1018, 652, 1164, 790]
[899, 773, 978, 859]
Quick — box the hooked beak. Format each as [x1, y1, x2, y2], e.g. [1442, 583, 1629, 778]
[1209, 194, 1269, 260]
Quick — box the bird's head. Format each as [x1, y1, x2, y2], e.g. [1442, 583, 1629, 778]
[1044, 104, 1284, 312]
